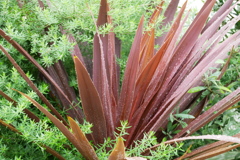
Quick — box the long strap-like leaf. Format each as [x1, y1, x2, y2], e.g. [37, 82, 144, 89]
[118, 16, 144, 121]
[92, 0, 116, 137]
[155, 0, 180, 49]
[74, 56, 107, 144]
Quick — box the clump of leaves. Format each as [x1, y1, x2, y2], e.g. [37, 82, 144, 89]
[1, 0, 240, 159]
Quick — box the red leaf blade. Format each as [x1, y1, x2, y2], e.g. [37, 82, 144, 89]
[74, 56, 107, 144]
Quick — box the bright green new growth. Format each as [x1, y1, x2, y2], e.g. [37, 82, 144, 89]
[0, 0, 167, 66]
[127, 132, 184, 159]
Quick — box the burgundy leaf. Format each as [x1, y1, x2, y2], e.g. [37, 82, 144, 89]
[118, 16, 144, 122]
[126, 33, 175, 146]
[176, 133, 240, 159]
[46, 61, 84, 123]
[202, 0, 234, 33]
[155, 0, 180, 48]
[107, 25, 119, 127]
[93, 0, 116, 136]
[145, 0, 219, 132]
[68, 116, 98, 160]
[138, 29, 155, 75]
[148, 30, 240, 135]
[127, 2, 188, 145]
[163, 0, 216, 89]
[139, 2, 164, 69]
[74, 56, 107, 144]
[147, 4, 239, 124]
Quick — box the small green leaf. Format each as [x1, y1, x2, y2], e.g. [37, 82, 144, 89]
[188, 86, 207, 93]
[167, 122, 172, 132]
[173, 130, 181, 134]
[215, 59, 225, 64]
[174, 114, 195, 119]
[217, 86, 232, 92]
[182, 109, 191, 114]
[180, 122, 188, 128]
[169, 113, 174, 122]
[162, 137, 167, 142]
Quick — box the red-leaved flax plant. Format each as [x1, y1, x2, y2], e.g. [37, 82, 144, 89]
[1, 0, 240, 159]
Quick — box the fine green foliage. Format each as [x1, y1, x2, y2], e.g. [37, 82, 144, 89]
[0, 125, 48, 160]
[0, 0, 165, 65]
[127, 132, 184, 159]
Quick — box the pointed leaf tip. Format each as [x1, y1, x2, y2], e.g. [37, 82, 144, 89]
[108, 137, 126, 160]
[67, 116, 99, 160]
[187, 86, 207, 93]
